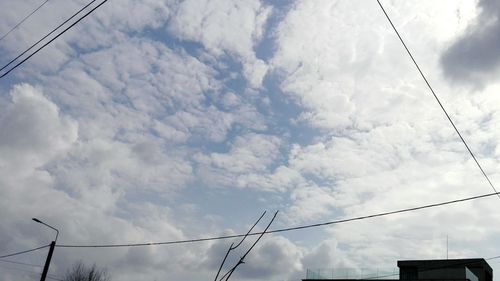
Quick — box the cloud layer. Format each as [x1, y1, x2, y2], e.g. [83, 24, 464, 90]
[1, 1, 500, 281]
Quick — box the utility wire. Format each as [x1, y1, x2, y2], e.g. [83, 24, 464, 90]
[375, 0, 500, 200]
[0, 0, 50, 43]
[0, 244, 50, 259]
[56, 191, 499, 248]
[0, 0, 109, 79]
[0, 0, 99, 73]
[219, 211, 278, 281]
[0, 259, 43, 268]
[214, 211, 267, 281]
[0, 264, 63, 281]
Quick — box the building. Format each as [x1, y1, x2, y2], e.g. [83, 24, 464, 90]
[399, 259, 492, 281]
[304, 258, 493, 281]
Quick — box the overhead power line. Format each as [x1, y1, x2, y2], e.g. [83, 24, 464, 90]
[0, 259, 43, 268]
[0, 0, 99, 74]
[0, 263, 63, 281]
[0, 0, 109, 79]
[375, 0, 500, 200]
[0, 244, 50, 259]
[214, 211, 267, 281]
[56, 191, 499, 249]
[218, 211, 278, 281]
[0, 0, 51, 43]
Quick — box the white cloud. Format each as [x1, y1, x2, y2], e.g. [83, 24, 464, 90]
[168, 0, 269, 58]
[50, 138, 194, 198]
[242, 57, 269, 89]
[0, 0, 175, 75]
[37, 38, 270, 147]
[194, 133, 292, 191]
[38, 38, 221, 142]
[168, 0, 272, 87]
[0, 84, 77, 176]
[302, 239, 358, 271]
[3, 1, 500, 281]
[286, 183, 338, 223]
[237, 235, 303, 279]
[271, 0, 479, 130]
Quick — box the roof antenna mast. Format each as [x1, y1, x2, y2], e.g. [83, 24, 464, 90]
[446, 234, 449, 260]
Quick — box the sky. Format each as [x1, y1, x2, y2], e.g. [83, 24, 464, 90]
[1, 0, 500, 280]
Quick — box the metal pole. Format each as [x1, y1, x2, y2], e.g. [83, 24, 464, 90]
[40, 241, 55, 281]
[446, 234, 449, 259]
[32, 218, 59, 243]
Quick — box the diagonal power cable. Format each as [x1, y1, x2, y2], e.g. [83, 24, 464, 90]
[0, 244, 50, 259]
[375, 0, 500, 200]
[55, 191, 499, 249]
[219, 211, 278, 281]
[0, 0, 51, 43]
[214, 211, 267, 281]
[0, 259, 43, 267]
[0, 0, 109, 79]
[0, 0, 99, 73]
[0, 263, 63, 281]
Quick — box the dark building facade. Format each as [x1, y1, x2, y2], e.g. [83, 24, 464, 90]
[304, 258, 493, 281]
[399, 259, 492, 281]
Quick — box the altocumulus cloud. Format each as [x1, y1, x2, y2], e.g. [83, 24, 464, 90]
[3, 0, 500, 281]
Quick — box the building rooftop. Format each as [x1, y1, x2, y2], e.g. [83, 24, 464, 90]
[398, 258, 492, 273]
[303, 258, 493, 281]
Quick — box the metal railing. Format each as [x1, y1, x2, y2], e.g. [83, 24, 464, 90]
[306, 268, 400, 280]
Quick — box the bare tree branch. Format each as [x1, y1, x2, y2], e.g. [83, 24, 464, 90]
[64, 262, 110, 281]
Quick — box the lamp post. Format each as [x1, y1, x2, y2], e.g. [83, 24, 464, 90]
[32, 218, 59, 281]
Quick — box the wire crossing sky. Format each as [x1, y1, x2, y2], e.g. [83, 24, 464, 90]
[0, 244, 50, 259]
[375, 0, 500, 200]
[0, 0, 100, 74]
[51, 191, 498, 248]
[0, 0, 50, 43]
[0, 0, 108, 79]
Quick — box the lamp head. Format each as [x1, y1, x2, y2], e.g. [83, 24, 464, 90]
[32, 218, 42, 223]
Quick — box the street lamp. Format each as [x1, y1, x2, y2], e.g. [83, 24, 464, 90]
[32, 218, 59, 243]
[32, 218, 59, 281]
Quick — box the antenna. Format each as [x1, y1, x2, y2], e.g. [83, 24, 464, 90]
[446, 234, 449, 259]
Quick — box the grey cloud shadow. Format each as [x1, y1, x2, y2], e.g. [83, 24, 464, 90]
[440, 0, 500, 88]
